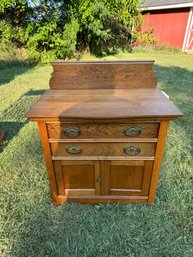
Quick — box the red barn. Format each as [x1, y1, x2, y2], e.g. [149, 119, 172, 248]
[140, 0, 193, 52]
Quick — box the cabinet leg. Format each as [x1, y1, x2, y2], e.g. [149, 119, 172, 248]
[38, 121, 59, 203]
[52, 193, 60, 205]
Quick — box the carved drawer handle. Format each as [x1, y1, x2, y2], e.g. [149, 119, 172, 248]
[124, 146, 141, 156]
[124, 127, 142, 137]
[66, 146, 83, 154]
[63, 127, 80, 138]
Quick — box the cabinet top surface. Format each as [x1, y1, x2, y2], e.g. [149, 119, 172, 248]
[25, 88, 183, 121]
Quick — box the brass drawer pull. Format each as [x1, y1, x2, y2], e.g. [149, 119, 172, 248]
[63, 127, 80, 137]
[124, 146, 141, 156]
[124, 127, 142, 137]
[66, 146, 83, 154]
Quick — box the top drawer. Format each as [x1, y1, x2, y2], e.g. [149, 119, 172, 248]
[47, 123, 159, 139]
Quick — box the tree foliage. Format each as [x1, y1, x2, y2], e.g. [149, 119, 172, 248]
[0, 0, 148, 62]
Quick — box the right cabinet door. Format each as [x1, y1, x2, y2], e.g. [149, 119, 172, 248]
[102, 160, 153, 196]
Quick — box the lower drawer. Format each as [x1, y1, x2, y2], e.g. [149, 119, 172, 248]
[50, 142, 156, 157]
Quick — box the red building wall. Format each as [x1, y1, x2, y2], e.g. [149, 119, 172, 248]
[142, 8, 190, 49]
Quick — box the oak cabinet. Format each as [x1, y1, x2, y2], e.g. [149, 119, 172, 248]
[26, 60, 182, 205]
[49, 119, 158, 203]
[53, 160, 153, 199]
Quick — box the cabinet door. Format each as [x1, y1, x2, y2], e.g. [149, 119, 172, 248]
[54, 160, 101, 197]
[102, 160, 153, 196]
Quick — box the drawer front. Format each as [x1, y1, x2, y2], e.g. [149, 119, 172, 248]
[50, 142, 156, 157]
[47, 123, 159, 139]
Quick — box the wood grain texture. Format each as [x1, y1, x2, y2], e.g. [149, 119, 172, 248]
[111, 160, 145, 166]
[49, 60, 157, 89]
[37, 122, 58, 204]
[50, 142, 156, 157]
[57, 195, 148, 204]
[64, 189, 95, 196]
[101, 160, 111, 195]
[48, 138, 158, 143]
[148, 121, 169, 204]
[104, 160, 153, 197]
[53, 160, 101, 197]
[51, 156, 155, 161]
[25, 89, 183, 121]
[47, 122, 159, 139]
[110, 165, 144, 196]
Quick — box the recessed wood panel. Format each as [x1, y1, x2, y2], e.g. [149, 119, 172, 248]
[54, 160, 101, 196]
[102, 160, 153, 197]
[110, 165, 144, 191]
[49, 61, 157, 90]
[62, 164, 95, 189]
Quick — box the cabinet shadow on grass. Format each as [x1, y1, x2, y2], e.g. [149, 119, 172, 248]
[0, 60, 37, 86]
[0, 89, 45, 152]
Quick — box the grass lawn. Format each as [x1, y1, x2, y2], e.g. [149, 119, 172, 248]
[0, 47, 193, 257]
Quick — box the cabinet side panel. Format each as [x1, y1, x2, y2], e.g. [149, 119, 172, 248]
[38, 121, 58, 204]
[148, 121, 169, 204]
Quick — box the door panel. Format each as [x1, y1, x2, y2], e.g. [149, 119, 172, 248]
[54, 160, 153, 198]
[54, 160, 101, 196]
[102, 160, 153, 196]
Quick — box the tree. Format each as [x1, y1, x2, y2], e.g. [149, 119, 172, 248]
[0, 0, 141, 62]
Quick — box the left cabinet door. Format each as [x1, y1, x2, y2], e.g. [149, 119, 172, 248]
[54, 160, 101, 197]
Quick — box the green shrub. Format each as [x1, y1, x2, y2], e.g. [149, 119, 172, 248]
[0, 0, 155, 62]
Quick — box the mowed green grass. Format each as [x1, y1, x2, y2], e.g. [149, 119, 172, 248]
[0, 48, 193, 257]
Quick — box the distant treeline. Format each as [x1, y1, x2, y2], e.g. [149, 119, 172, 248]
[0, 0, 155, 62]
